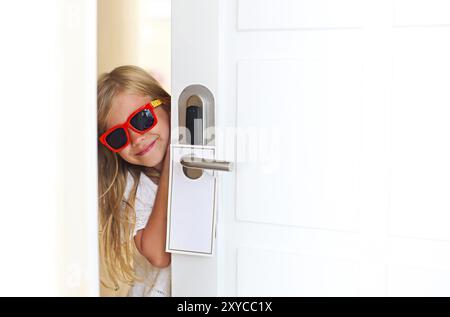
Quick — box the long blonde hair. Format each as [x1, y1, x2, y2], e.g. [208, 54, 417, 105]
[97, 65, 171, 290]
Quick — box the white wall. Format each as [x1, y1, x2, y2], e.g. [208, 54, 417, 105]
[0, 0, 98, 296]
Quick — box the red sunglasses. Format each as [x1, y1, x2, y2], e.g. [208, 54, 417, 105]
[99, 99, 163, 152]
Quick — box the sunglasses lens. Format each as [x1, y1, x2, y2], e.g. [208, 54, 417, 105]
[105, 128, 127, 150]
[130, 109, 155, 131]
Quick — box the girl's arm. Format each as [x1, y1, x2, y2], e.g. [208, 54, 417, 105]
[134, 146, 171, 268]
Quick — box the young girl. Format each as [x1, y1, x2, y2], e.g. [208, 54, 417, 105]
[97, 65, 171, 297]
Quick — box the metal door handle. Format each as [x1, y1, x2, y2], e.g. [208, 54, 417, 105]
[180, 155, 233, 172]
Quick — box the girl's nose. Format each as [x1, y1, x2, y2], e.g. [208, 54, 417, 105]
[128, 129, 146, 146]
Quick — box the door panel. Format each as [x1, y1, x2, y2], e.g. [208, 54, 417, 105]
[237, 0, 364, 30]
[235, 53, 363, 232]
[237, 247, 360, 296]
[393, 0, 450, 26]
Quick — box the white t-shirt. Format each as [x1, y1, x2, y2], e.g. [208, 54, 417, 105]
[122, 171, 171, 297]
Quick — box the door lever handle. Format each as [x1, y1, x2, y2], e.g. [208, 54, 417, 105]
[180, 155, 233, 172]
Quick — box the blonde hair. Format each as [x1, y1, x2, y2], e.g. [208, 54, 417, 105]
[97, 65, 171, 290]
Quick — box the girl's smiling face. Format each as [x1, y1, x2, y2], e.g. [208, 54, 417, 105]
[106, 91, 170, 170]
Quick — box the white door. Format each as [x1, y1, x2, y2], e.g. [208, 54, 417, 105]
[171, 0, 450, 296]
